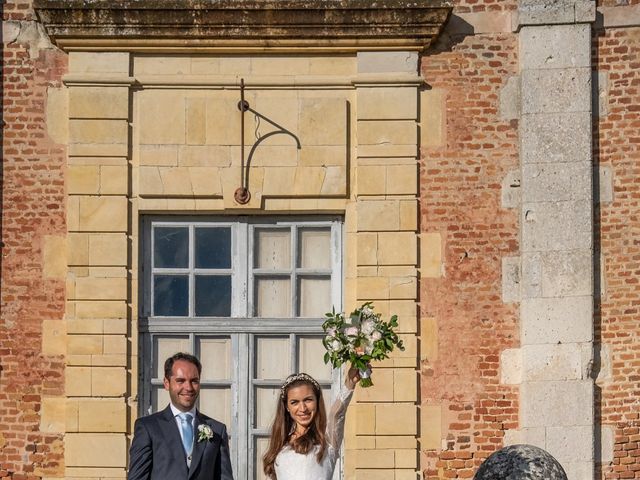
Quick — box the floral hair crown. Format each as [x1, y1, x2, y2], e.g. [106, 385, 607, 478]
[280, 373, 320, 398]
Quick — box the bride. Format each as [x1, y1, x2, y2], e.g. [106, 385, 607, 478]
[262, 366, 361, 479]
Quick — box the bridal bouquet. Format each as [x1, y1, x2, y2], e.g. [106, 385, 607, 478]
[322, 302, 404, 387]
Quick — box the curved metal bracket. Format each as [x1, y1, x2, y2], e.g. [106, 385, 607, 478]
[235, 79, 301, 204]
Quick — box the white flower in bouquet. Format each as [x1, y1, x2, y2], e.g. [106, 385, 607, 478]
[322, 302, 404, 387]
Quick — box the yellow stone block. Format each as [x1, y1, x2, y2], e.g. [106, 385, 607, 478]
[189, 167, 223, 197]
[355, 470, 395, 480]
[75, 277, 127, 301]
[43, 235, 67, 279]
[68, 165, 100, 195]
[356, 369, 393, 402]
[355, 449, 395, 468]
[394, 369, 417, 402]
[253, 92, 300, 139]
[69, 87, 129, 119]
[67, 196, 80, 231]
[251, 56, 309, 75]
[205, 96, 242, 146]
[357, 120, 417, 149]
[138, 91, 186, 145]
[69, 119, 128, 151]
[399, 200, 418, 231]
[357, 87, 418, 120]
[134, 55, 190, 75]
[178, 145, 231, 167]
[69, 52, 129, 74]
[160, 167, 195, 196]
[354, 404, 376, 435]
[139, 145, 178, 166]
[321, 166, 347, 196]
[299, 98, 347, 146]
[65, 433, 127, 467]
[75, 301, 127, 319]
[420, 317, 438, 362]
[357, 233, 377, 266]
[104, 318, 127, 335]
[78, 399, 126, 432]
[67, 318, 102, 334]
[221, 166, 264, 209]
[78, 196, 128, 232]
[420, 405, 442, 450]
[420, 89, 444, 149]
[377, 232, 417, 265]
[46, 86, 68, 145]
[88, 234, 128, 266]
[308, 56, 356, 76]
[293, 167, 325, 196]
[64, 467, 127, 478]
[357, 165, 386, 195]
[375, 404, 417, 435]
[395, 470, 419, 480]
[41, 397, 66, 433]
[392, 334, 417, 359]
[357, 200, 399, 232]
[387, 165, 418, 195]
[376, 436, 417, 449]
[354, 436, 376, 449]
[395, 449, 418, 469]
[389, 276, 417, 299]
[186, 98, 206, 145]
[300, 145, 346, 167]
[357, 276, 389, 300]
[218, 56, 250, 75]
[91, 354, 127, 367]
[42, 320, 66, 356]
[103, 335, 126, 355]
[191, 57, 221, 75]
[68, 335, 103, 355]
[421, 233, 442, 278]
[262, 167, 297, 196]
[66, 399, 79, 432]
[100, 166, 128, 195]
[138, 166, 163, 196]
[66, 367, 92, 396]
[92, 367, 127, 396]
[67, 234, 89, 266]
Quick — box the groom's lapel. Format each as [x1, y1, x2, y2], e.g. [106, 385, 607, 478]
[188, 411, 220, 479]
[159, 406, 188, 467]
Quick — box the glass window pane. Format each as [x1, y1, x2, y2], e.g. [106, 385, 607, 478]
[195, 275, 231, 316]
[153, 386, 171, 413]
[255, 277, 291, 317]
[155, 336, 190, 378]
[256, 337, 290, 380]
[255, 387, 280, 429]
[255, 437, 270, 480]
[154, 275, 189, 316]
[200, 388, 232, 429]
[298, 337, 332, 381]
[298, 276, 331, 317]
[198, 337, 231, 381]
[195, 227, 231, 269]
[298, 228, 331, 269]
[254, 228, 290, 269]
[154, 226, 189, 268]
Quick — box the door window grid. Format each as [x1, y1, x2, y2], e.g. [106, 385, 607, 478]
[141, 216, 343, 480]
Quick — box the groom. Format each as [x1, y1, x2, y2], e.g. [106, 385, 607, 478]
[128, 352, 233, 480]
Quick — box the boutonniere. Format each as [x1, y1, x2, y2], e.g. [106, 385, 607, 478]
[197, 424, 213, 443]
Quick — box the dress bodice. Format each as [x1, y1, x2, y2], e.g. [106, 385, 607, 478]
[274, 385, 354, 480]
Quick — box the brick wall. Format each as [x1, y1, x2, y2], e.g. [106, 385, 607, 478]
[1, 1, 68, 478]
[419, 18, 520, 479]
[595, 23, 640, 480]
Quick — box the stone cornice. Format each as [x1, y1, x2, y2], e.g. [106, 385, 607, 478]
[33, 0, 452, 52]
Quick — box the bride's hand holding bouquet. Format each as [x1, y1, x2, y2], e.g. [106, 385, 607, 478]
[322, 302, 404, 387]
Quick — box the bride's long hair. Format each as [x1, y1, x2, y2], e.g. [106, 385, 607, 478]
[263, 374, 328, 479]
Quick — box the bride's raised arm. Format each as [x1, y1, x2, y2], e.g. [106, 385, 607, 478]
[326, 366, 360, 449]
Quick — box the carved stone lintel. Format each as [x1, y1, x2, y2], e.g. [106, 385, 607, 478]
[33, 0, 452, 51]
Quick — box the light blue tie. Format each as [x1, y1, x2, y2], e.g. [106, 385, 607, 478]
[179, 413, 194, 456]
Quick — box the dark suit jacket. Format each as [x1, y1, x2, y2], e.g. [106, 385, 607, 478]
[128, 406, 233, 480]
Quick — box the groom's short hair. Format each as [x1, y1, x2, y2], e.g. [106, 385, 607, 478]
[164, 352, 202, 379]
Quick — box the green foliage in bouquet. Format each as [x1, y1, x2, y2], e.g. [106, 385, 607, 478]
[322, 302, 405, 387]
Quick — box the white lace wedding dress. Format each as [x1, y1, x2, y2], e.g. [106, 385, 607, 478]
[274, 385, 354, 480]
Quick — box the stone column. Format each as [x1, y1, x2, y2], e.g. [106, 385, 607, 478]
[517, 1, 596, 479]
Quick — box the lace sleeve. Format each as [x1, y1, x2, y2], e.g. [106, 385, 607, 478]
[326, 384, 354, 450]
